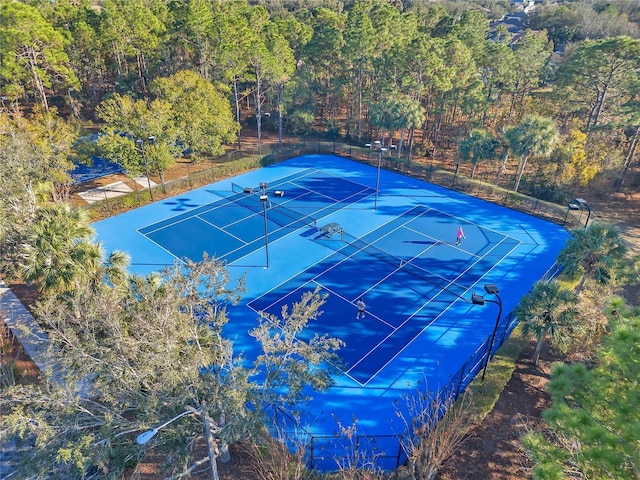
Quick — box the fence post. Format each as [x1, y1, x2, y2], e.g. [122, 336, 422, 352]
[396, 440, 405, 469]
[455, 361, 467, 398]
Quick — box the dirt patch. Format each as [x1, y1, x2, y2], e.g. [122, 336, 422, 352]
[125, 442, 257, 480]
[2, 283, 42, 385]
[1, 324, 41, 386]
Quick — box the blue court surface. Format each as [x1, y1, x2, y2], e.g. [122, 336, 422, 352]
[70, 157, 124, 183]
[92, 154, 570, 469]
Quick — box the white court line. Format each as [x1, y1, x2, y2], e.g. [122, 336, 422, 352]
[223, 216, 323, 267]
[248, 278, 396, 330]
[351, 237, 523, 385]
[140, 203, 223, 235]
[136, 167, 368, 257]
[287, 169, 374, 204]
[197, 214, 249, 245]
[318, 282, 397, 329]
[318, 209, 523, 384]
[138, 232, 184, 265]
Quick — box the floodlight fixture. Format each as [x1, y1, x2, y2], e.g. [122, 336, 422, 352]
[471, 293, 485, 305]
[484, 284, 499, 295]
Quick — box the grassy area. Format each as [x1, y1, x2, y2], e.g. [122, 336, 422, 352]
[466, 326, 529, 422]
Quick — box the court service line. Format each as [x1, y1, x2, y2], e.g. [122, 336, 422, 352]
[293, 185, 373, 207]
[246, 277, 397, 330]
[136, 232, 184, 264]
[401, 224, 480, 257]
[286, 166, 379, 199]
[139, 202, 223, 235]
[289, 166, 371, 189]
[346, 234, 520, 383]
[353, 293, 464, 385]
[350, 210, 479, 297]
[239, 167, 318, 193]
[286, 178, 371, 206]
[196, 213, 249, 245]
[314, 281, 397, 330]
[141, 214, 202, 235]
[221, 207, 266, 230]
[226, 218, 347, 270]
[221, 220, 308, 265]
[348, 235, 512, 382]
[245, 281, 316, 317]
[445, 235, 520, 295]
[429, 208, 523, 241]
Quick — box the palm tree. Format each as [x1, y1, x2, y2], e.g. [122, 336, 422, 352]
[390, 96, 425, 161]
[95, 250, 130, 292]
[459, 128, 499, 178]
[369, 96, 396, 147]
[21, 204, 102, 294]
[557, 222, 628, 295]
[513, 280, 580, 366]
[505, 115, 558, 192]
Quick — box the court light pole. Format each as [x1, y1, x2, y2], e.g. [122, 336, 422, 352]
[260, 187, 270, 268]
[136, 403, 219, 480]
[564, 198, 591, 228]
[135, 137, 155, 201]
[471, 284, 503, 380]
[574, 198, 591, 228]
[374, 147, 387, 210]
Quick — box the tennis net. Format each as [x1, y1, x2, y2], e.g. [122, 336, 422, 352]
[340, 233, 469, 300]
[231, 182, 253, 194]
[232, 193, 317, 229]
[270, 203, 318, 228]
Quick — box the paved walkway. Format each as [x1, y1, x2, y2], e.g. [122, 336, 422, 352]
[76, 180, 131, 204]
[0, 282, 57, 478]
[0, 282, 61, 383]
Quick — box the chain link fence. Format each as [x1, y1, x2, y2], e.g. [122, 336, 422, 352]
[84, 139, 591, 231]
[81, 138, 580, 470]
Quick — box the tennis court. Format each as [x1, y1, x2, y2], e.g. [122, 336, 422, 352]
[92, 154, 570, 469]
[70, 156, 124, 183]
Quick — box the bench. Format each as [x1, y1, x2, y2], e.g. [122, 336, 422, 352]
[319, 222, 342, 237]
